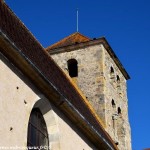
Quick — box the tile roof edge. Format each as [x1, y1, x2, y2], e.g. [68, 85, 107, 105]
[2, 0, 44, 49]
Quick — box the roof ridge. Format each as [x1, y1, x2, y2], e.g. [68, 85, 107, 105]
[76, 32, 91, 40]
[46, 32, 91, 51]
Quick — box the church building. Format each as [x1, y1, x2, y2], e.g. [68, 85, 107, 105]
[0, 1, 131, 150]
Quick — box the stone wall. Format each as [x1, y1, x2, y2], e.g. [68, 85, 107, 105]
[51, 43, 131, 150]
[51, 45, 106, 124]
[0, 53, 96, 150]
[102, 45, 131, 150]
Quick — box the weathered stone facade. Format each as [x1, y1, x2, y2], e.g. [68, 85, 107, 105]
[50, 39, 131, 150]
[103, 45, 131, 150]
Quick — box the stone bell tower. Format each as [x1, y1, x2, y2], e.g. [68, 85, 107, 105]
[46, 32, 131, 150]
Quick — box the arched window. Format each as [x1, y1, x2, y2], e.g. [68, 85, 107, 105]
[110, 66, 115, 79]
[67, 59, 78, 77]
[27, 108, 49, 149]
[116, 75, 120, 83]
[111, 99, 116, 108]
[118, 107, 121, 114]
[110, 66, 114, 74]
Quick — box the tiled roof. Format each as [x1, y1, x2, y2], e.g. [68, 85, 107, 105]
[0, 1, 118, 149]
[46, 32, 90, 50]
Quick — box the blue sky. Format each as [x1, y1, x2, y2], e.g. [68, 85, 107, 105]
[5, 0, 150, 149]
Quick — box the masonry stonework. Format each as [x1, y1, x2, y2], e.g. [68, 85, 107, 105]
[51, 45, 106, 122]
[50, 42, 131, 150]
[103, 45, 131, 150]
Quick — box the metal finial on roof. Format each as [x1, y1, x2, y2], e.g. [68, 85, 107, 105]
[77, 8, 79, 32]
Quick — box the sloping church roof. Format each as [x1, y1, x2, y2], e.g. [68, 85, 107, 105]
[0, 1, 118, 149]
[46, 32, 91, 50]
